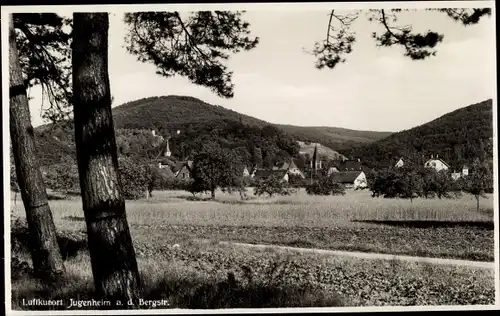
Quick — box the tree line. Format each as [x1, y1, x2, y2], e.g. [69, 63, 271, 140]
[366, 163, 493, 211]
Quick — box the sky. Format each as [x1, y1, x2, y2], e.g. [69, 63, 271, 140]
[25, 6, 495, 132]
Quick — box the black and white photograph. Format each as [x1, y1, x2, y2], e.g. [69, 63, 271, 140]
[2, 1, 498, 313]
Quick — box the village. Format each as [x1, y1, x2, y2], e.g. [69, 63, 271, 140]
[151, 129, 473, 190]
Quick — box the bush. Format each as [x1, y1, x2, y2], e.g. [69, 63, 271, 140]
[254, 174, 295, 198]
[288, 174, 309, 188]
[42, 163, 80, 193]
[118, 157, 153, 200]
[306, 175, 345, 196]
[151, 168, 192, 191]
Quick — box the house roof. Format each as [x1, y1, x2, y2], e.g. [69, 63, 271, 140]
[171, 160, 193, 173]
[279, 159, 300, 171]
[329, 171, 363, 184]
[253, 169, 288, 180]
[425, 158, 450, 168]
[330, 159, 362, 171]
[158, 166, 176, 178]
[279, 162, 290, 170]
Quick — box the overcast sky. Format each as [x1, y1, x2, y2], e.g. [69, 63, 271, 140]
[24, 6, 495, 132]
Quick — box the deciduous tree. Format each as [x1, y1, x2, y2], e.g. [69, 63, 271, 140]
[460, 162, 493, 212]
[190, 142, 239, 199]
[254, 174, 293, 198]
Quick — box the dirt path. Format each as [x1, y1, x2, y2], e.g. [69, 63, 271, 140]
[218, 241, 495, 269]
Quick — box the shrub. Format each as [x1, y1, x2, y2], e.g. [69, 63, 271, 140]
[288, 174, 309, 188]
[42, 163, 80, 193]
[254, 174, 295, 198]
[306, 175, 345, 196]
[151, 168, 191, 191]
[118, 157, 153, 200]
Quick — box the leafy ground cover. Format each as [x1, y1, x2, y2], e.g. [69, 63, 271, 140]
[11, 232, 495, 309]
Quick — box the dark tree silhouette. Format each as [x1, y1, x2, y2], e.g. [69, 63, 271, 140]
[9, 15, 65, 280]
[190, 142, 240, 199]
[13, 13, 72, 123]
[312, 8, 491, 69]
[124, 11, 259, 98]
[72, 13, 142, 305]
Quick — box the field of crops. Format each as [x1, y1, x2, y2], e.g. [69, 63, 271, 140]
[9, 189, 496, 308]
[12, 189, 494, 261]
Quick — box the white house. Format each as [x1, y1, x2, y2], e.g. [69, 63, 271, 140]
[451, 165, 470, 181]
[395, 158, 404, 168]
[327, 166, 340, 175]
[424, 155, 450, 172]
[462, 165, 469, 176]
[242, 166, 250, 177]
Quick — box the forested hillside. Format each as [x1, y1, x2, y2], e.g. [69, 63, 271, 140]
[33, 120, 301, 169]
[112, 95, 391, 150]
[33, 95, 390, 167]
[342, 99, 494, 170]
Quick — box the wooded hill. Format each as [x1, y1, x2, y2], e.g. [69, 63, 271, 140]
[33, 95, 389, 167]
[341, 99, 494, 170]
[111, 95, 391, 150]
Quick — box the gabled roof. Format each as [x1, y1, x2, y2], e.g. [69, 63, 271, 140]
[279, 159, 300, 171]
[171, 160, 193, 173]
[289, 159, 299, 169]
[329, 159, 362, 171]
[329, 171, 364, 184]
[253, 169, 288, 180]
[158, 166, 176, 178]
[424, 158, 450, 168]
[279, 162, 290, 170]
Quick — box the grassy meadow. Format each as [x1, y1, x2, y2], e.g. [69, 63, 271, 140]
[9, 188, 495, 308]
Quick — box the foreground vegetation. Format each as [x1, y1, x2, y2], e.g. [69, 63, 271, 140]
[11, 232, 495, 309]
[10, 189, 495, 308]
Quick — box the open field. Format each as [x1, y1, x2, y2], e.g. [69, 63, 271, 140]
[9, 189, 495, 308]
[11, 189, 494, 261]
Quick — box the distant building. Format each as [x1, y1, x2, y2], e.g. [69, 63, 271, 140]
[395, 158, 404, 168]
[242, 166, 250, 177]
[279, 159, 305, 179]
[424, 155, 449, 172]
[252, 169, 289, 182]
[330, 159, 362, 172]
[173, 160, 193, 180]
[329, 171, 367, 189]
[451, 165, 470, 181]
[327, 166, 340, 176]
[462, 165, 469, 176]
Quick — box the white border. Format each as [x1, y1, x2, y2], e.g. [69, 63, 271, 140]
[2, 1, 498, 315]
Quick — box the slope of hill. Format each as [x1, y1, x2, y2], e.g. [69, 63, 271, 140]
[297, 141, 346, 160]
[111, 95, 391, 150]
[342, 99, 494, 170]
[279, 125, 392, 152]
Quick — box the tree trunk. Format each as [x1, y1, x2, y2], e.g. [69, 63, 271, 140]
[8, 15, 65, 280]
[476, 195, 480, 212]
[72, 13, 142, 305]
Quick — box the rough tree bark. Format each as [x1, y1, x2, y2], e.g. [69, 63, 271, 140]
[8, 15, 65, 280]
[72, 13, 142, 305]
